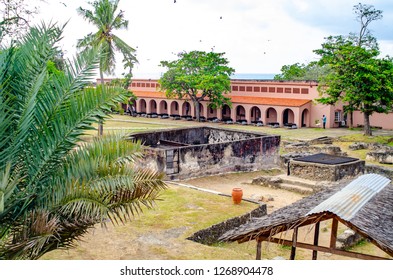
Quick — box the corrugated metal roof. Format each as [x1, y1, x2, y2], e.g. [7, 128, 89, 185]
[307, 174, 391, 221]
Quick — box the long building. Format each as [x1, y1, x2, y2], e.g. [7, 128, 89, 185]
[102, 78, 393, 130]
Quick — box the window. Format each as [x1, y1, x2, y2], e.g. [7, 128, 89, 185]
[164, 102, 167, 110]
[334, 111, 341, 122]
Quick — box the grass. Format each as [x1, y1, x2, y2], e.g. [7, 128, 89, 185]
[42, 185, 294, 260]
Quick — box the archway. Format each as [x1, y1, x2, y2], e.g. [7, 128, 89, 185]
[138, 99, 147, 113]
[159, 100, 168, 114]
[250, 106, 262, 122]
[207, 105, 218, 121]
[266, 107, 277, 124]
[149, 100, 157, 114]
[221, 104, 232, 120]
[182, 101, 191, 116]
[170, 101, 179, 115]
[236, 105, 246, 122]
[283, 108, 295, 125]
[301, 109, 310, 127]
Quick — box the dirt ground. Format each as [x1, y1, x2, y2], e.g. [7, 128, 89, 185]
[181, 170, 305, 213]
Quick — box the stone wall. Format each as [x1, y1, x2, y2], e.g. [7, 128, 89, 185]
[289, 160, 365, 181]
[187, 204, 267, 245]
[365, 164, 393, 180]
[132, 127, 280, 180]
[131, 127, 207, 146]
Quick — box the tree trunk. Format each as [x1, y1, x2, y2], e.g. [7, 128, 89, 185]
[98, 70, 104, 136]
[349, 111, 354, 129]
[363, 112, 372, 136]
[193, 100, 201, 121]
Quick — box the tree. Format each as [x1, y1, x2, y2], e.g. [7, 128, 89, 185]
[314, 38, 393, 136]
[274, 62, 331, 81]
[352, 3, 382, 48]
[0, 23, 166, 259]
[77, 0, 137, 136]
[0, 0, 42, 43]
[159, 50, 235, 121]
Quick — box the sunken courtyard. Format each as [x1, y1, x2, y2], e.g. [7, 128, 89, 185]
[130, 126, 281, 180]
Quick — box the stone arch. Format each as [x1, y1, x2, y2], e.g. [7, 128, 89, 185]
[266, 107, 277, 124]
[149, 99, 157, 113]
[301, 108, 310, 127]
[250, 106, 262, 122]
[159, 100, 168, 114]
[283, 108, 295, 125]
[221, 104, 232, 120]
[138, 99, 147, 113]
[170, 101, 179, 115]
[182, 101, 191, 116]
[207, 104, 217, 119]
[236, 105, 246, 121]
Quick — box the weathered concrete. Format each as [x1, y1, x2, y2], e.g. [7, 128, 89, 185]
[187, 204, 267, 245]
[131, 127, 281, 180]
[366, 149, 393, 164]
[365, 164, 393, 180]
[289, 160, 365, 181]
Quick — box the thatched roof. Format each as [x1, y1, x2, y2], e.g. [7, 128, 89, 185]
[220, 174, 393, 256]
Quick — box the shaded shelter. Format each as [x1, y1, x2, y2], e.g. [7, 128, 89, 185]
[220, 174, 393, 260]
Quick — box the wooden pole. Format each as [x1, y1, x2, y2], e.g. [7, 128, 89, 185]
[330, 218, 338, 249]
[256, 239, 262, 260]
[312, 222, 320, 260]
[290, 227, 298, 260]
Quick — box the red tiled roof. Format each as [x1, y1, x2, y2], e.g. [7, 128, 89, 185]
[134, 91, 167, 98]
[230, 96, 312, 107]
[134, 91, 311, 107]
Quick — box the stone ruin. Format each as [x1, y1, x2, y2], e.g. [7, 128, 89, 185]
[130, 126, 281, 180]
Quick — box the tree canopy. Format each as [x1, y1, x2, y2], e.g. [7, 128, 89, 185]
[159, 50, 235, 121]
[273, 62, 331, 81]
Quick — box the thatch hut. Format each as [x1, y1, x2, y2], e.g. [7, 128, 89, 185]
[220, 174, 393, 260]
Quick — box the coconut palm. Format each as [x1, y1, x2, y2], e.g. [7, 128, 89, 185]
[0, 23, 165, 260]
[77, 0, 137, 136]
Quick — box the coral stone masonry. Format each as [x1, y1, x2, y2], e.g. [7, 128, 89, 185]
[290, 153, 365, 181]
[130, 127, 280, 180]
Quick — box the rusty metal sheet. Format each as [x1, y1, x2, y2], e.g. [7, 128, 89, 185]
[307, 174, 391, 221]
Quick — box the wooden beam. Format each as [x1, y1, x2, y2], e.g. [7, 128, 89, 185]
[256, 240, 262, 260]
[330, 218, 338, 249]
[312, 222, 320, 260]
[259, 237, 390, 260]
[290, 227, 298, 260]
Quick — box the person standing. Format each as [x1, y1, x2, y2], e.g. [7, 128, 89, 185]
[322, 115, 327, 129]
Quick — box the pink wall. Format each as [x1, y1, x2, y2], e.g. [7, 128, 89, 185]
[119, 78, 392, 130]
[353, 111, 393, 130]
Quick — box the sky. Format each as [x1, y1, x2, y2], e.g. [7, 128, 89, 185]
[31, 0, 393, 79]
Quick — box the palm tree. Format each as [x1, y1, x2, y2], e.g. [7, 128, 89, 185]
[77, 0, 137, 136]
[0, 23, 165, 260]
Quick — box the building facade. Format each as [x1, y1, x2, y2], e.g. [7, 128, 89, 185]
[101, 78, 393, 130]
